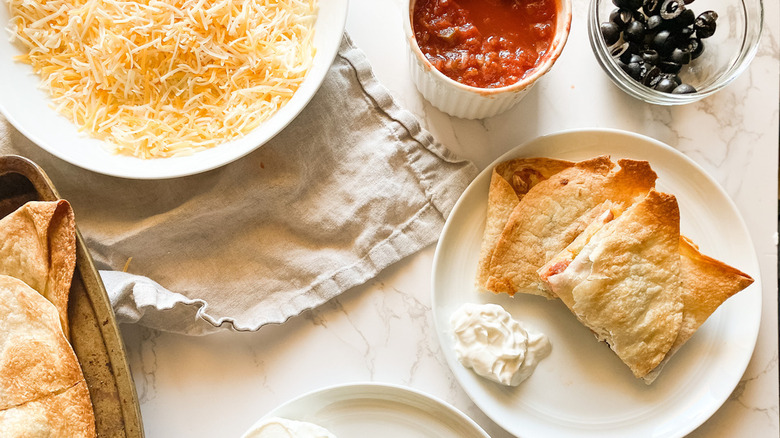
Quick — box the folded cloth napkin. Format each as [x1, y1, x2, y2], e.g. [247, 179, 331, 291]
[0, 34, 477, 335]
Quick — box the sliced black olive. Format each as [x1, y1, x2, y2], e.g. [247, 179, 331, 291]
[669, 47, 691, 64]
[678, 26, 694, 40]
[601, 22, 622, 45]
[624, 21, 646, 44]
[659, 60, 682, 74]
[628, 53, 644, 64]
[642, 66, 662, 85]
[673, 8, 696, 28]
[642, 0, 662, 16]
[672, 83, 697, 93]
[646, 14, 665, 31]
[624, 61, 644, 80]
[611, 41, 640, 64]
[695, 10, 718, 38]
[613, 0, 643, 10]
[641, 49, 661, 64]
[681, 37, 704, 59]
[610, 8, 635, 29]
[652, 29, 676, 55]
[632, 10, 647, 24]
[655, 76, 677, 92]
[660, 0, 685, 20]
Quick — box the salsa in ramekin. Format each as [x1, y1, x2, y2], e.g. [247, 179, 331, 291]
[413, 0, 558, 89]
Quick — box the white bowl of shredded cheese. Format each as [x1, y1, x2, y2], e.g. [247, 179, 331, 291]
[0, 0, 347, 179]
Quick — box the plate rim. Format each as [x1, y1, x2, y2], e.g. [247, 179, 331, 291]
[431, 127, 762, 438]
[0, 0, 349, 179]
[240, 381, 490, 438]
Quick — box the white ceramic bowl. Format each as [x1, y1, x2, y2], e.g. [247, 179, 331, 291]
[0, 0, 348, 179]
[404, 0, 572, 119]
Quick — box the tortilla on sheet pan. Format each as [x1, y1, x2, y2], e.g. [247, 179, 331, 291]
[0, 274, 95, 437]
[0, 381, 95, 438]
[0, 200, 76, 338]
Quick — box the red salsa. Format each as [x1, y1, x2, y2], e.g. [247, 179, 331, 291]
[413, 0, 558, 88]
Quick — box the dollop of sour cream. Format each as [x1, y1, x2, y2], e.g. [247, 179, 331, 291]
[243, 417, 337, 438]
[450, 303, 551, 386]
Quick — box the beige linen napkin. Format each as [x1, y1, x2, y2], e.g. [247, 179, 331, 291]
[0, 35, 477, 335]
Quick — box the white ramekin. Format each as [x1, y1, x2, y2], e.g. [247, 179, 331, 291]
[404, 0, 572, 119]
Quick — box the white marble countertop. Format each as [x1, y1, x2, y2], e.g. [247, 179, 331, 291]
[120, 0, 779, 436]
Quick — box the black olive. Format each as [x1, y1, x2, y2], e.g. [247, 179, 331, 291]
[673, 8, 696, 28]
[652, 29, 676, 55]
[613, 0, 643, 10]
[655, 76, 677, 92]
[624, 61, 644, 80]
[669, 48, 691, 64]
[642, 0, 662, 16]
[659, 60, 682, 74]
[660, 0, 685, 20]
[632, 10, 647, 24]
[667, 73, 682, 85]
[624, 21, 646, 44]
[642, 66, 662, 85]
[610, 8, 635, 29]
[695, 11, 718, 38]
[646, 14, 665, 31]
[641, 49, 661, 64]
[678, 26, 694, 40]
[628, 53, 644, 64]
[611, 41, 640, 64]
[601, 22, 622, 45]
[672, 83, 697, 93]
[681, 37, 704, 59]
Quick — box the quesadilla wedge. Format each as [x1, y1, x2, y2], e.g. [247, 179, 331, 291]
[485, 156, 657, 298]
[0, 200, 76, 338]
[539, 191, 684, 378]
[641, 235, 754, 383]
[475, 157, 574, 290]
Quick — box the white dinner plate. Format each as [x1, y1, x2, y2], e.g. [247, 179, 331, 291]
[241, 382, 490, 438]
[0, 0, 348, 179]
[431, 128, 762, 438]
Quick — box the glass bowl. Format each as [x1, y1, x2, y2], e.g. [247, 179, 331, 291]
[588, 0, 763, 105]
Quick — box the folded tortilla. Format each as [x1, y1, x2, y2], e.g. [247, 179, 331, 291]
[540, 191, 684, 378]
[475, 157, 574, 290]
[485, 156, 657, 298]
[0, 275, 94, 432]
[0, 200, 76, 338]
[0, 381, 95, 438]
[641, 235, 755, 383]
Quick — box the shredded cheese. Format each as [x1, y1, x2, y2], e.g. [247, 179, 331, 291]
[6, 0, 317, 159]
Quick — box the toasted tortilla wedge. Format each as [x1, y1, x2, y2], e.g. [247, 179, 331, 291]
[475, 158, 574, 290]
[641, 235, 754, 383]
[485, 156, 657, 297]
[0, 381, 95, 438]
[0, 275, 90, 412]
[541, 191, 684, 378]
[0, 200, 76, 338]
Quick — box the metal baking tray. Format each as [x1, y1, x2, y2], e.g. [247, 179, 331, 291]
[0, 154, 144, 437]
